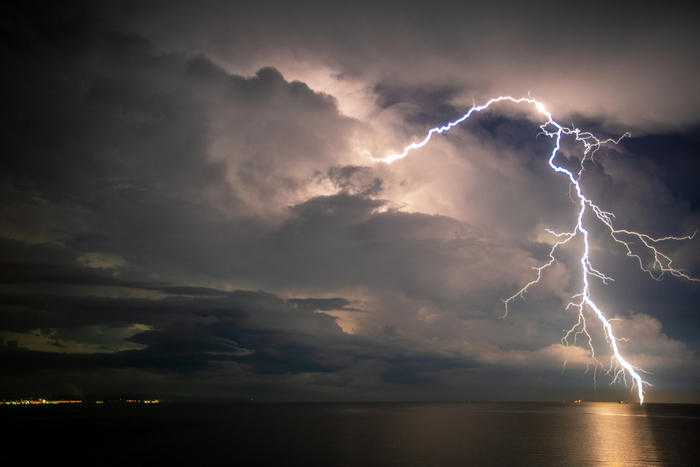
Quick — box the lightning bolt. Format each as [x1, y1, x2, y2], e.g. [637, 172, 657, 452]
[374, 96, 698, 404]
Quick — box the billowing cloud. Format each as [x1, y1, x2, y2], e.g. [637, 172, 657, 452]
[115, 1, 700, 131]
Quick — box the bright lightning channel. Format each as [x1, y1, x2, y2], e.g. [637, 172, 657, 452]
[373, 96, 699, 404]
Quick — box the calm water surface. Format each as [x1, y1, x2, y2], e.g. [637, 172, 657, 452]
[3, 402, 698, 466]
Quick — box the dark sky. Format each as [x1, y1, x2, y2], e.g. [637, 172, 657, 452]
[1, 1, 699, 402]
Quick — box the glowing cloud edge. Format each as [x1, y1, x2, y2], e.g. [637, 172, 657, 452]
[373, 96, 699, 404]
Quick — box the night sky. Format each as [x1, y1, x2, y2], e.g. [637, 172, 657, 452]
[1, 1, 699, 402]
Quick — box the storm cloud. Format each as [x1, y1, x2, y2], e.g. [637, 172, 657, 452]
[1, 1, 698, 402]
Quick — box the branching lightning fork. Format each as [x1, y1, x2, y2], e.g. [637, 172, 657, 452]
[373, 96, 698, 404]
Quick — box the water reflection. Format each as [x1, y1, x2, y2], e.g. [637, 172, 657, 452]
[3, 401, 698, 466]
[581, 402, 660, 466]
[321, 402, 677, 465]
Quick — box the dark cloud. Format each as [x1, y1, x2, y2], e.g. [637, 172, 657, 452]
[327, 166, 383, 197]
[287, 297, 354, 311]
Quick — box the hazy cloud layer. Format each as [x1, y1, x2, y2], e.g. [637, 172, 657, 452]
[114, 1, 700, 131]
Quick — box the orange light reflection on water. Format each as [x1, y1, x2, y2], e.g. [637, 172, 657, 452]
[582, 402, 660, 466]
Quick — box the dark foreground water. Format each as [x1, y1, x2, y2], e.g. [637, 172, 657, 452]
[2, 402, 699, 466]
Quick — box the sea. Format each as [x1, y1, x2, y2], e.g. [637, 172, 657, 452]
[2, 402, 699, 466]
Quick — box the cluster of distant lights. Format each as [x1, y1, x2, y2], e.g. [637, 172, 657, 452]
[3, 399, 84, 405]
[2, 399, 160, 405]
[374, 96, 698, 404]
